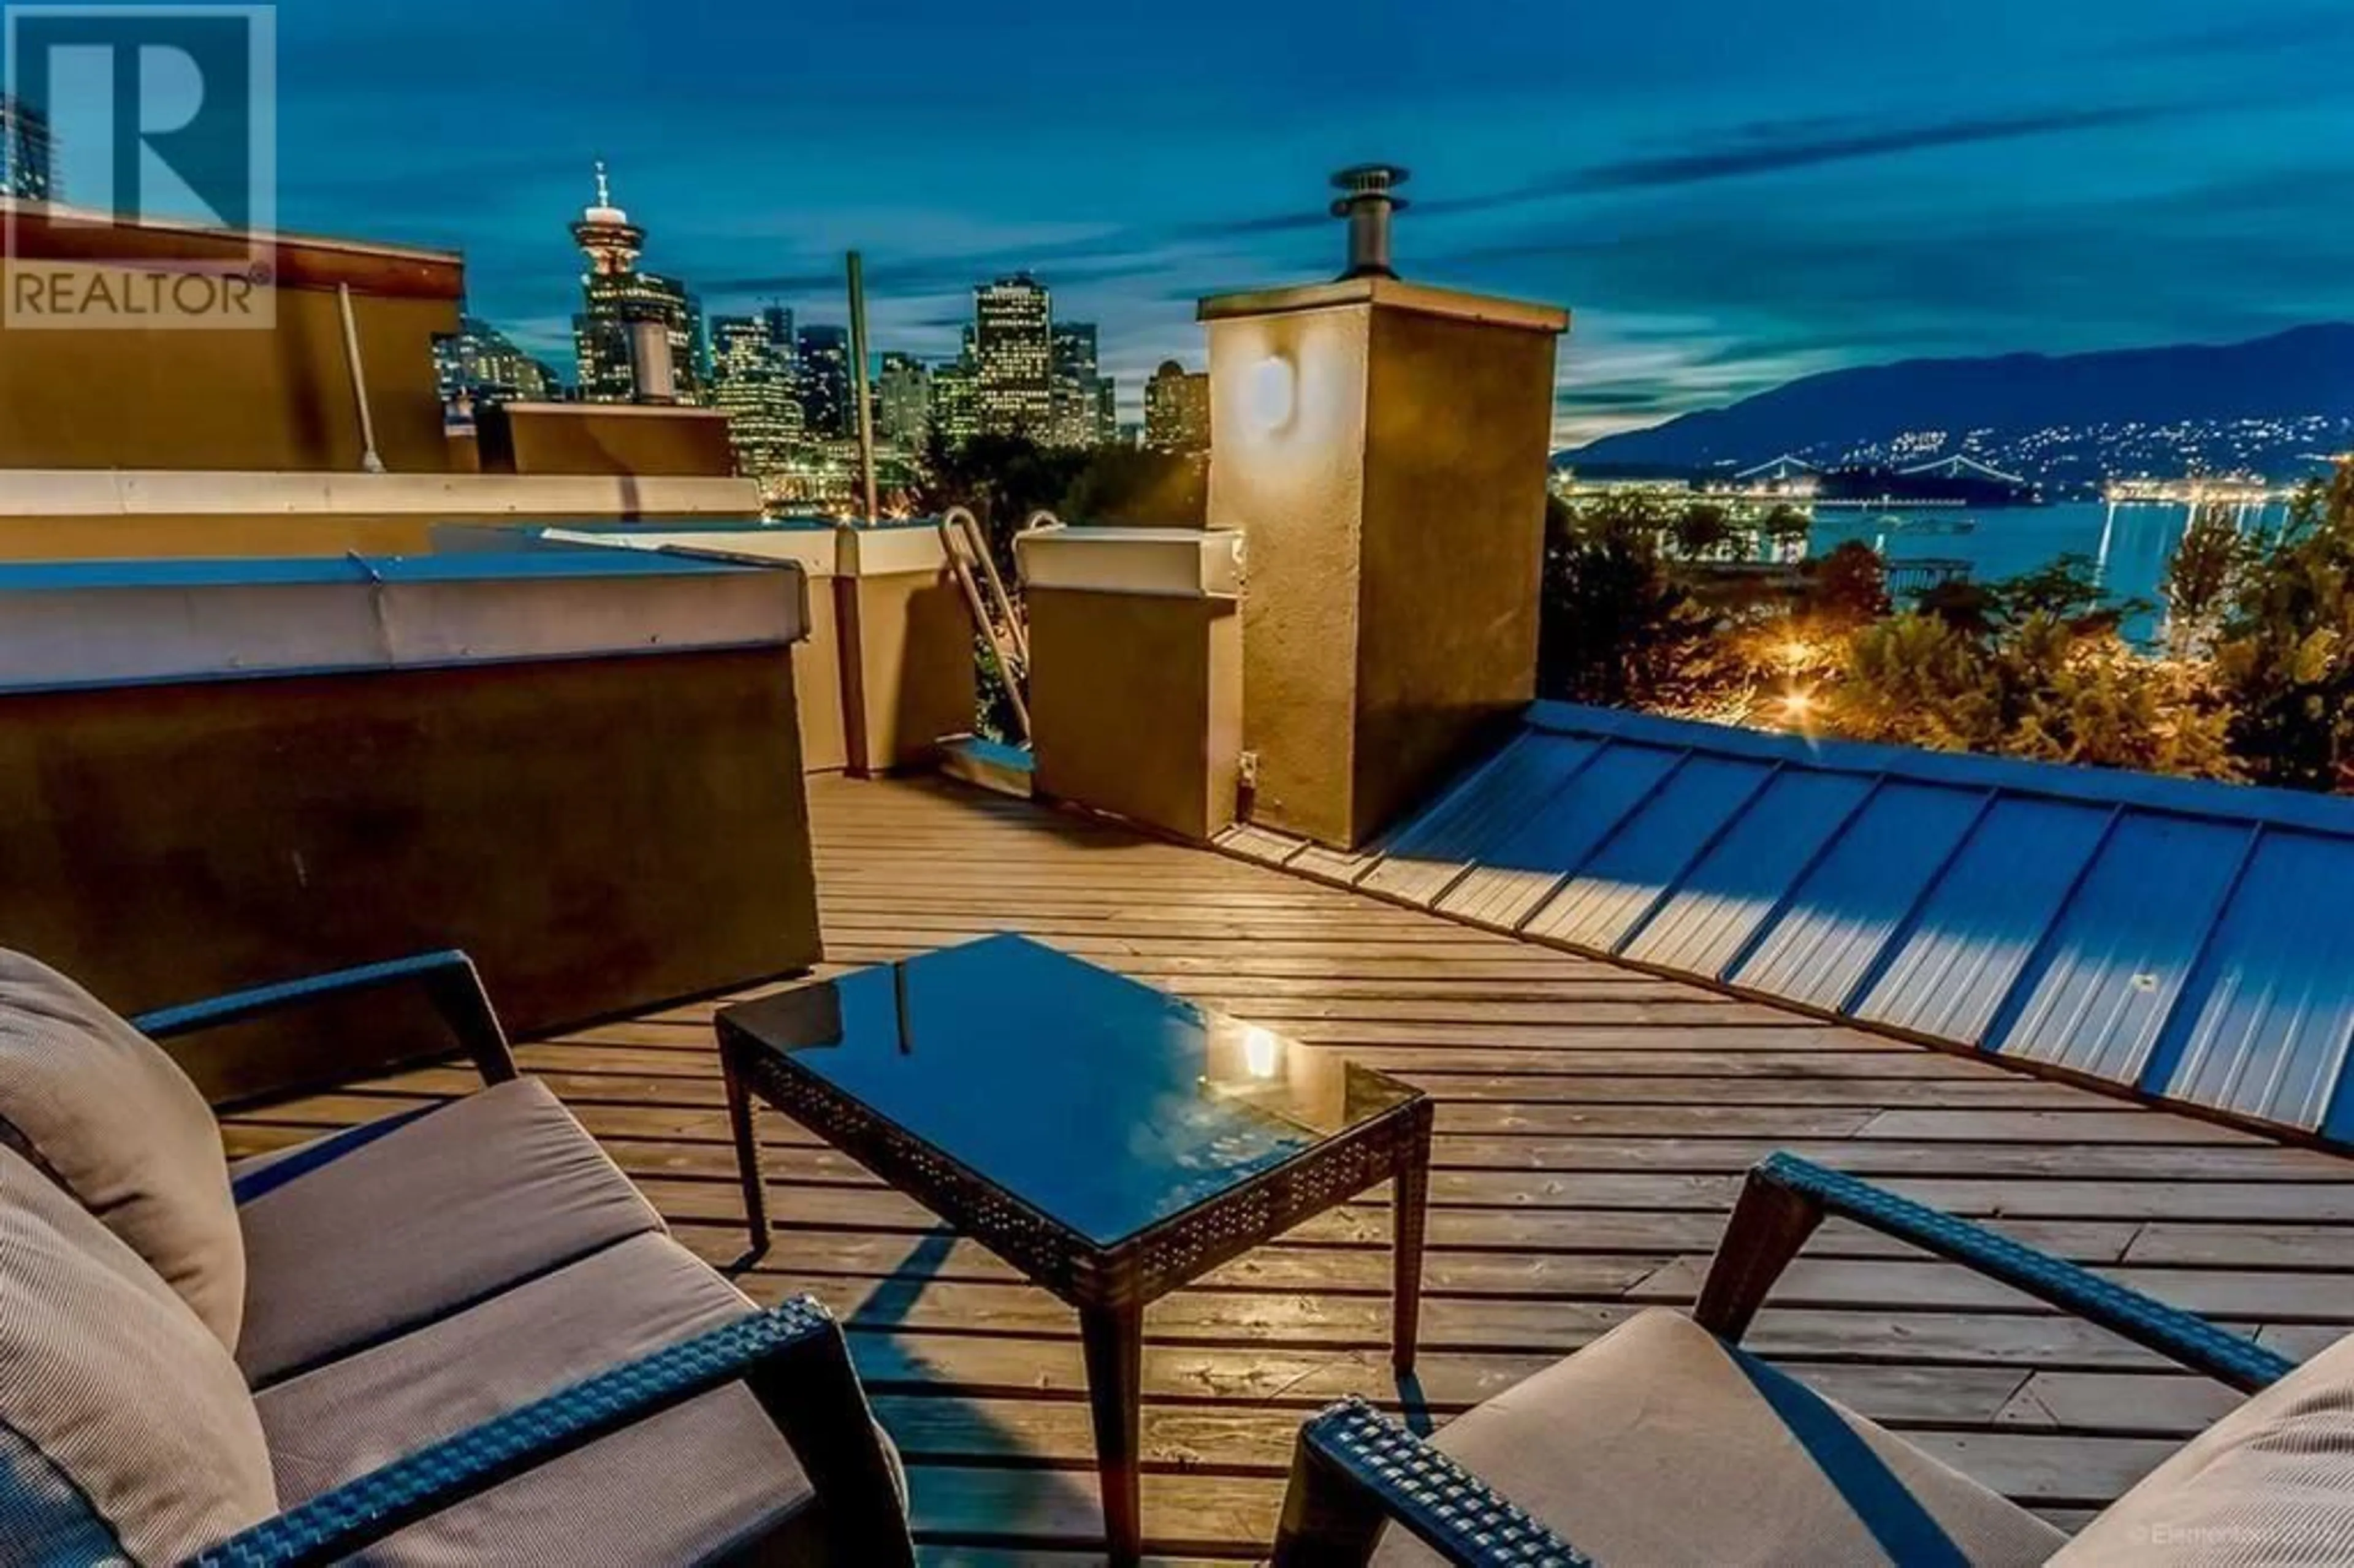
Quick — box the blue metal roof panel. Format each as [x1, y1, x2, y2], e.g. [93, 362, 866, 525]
[1620, 769, 1877, 976]
[1731, 782, 1992, 1011]
[2147, 831, 2354, 1132]
[1856, 797, 2117, 1044]
[1528, 699, 2354, 840]
[1523, 755, 1778, 951]
[1992, 813, 2258, 1083]
[1437, 743, 1686, 929]
[1359, 734, 1596, 907]
[1247, 698, 2354, 1150]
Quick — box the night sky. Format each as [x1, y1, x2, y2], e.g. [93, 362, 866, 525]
[269, 0, 2354, 443]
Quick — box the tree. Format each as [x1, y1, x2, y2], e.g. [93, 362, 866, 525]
[1830, 609, 2238, 779]
[1823, 547, 2241, 780]
[1536, 468, 2354, 796]
[1991, 552, 2140, 635]
[2210, 467, 2354, 793]
[913, 433, 1088, 580]
[1758, 504, 1812, 549]
[1994, 614, 2238, 779]
[1536, 493, 1740, 712]
[1669, 502, 1736, 561]
[2164, 505, 2253, 659]
[1803, 541, 1892, 628]
[1914, 578, 2000, 639]
[1057, 447, 1206, 527]
[1832, 614, 2003, 752]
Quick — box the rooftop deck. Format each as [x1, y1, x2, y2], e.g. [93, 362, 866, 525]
[223, 774, 2354, 1562]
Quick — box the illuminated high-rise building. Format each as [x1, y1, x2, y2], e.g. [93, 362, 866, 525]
[1145, 359, 1211, 454]
[931, 359, 979, 451]
[436, 317, 557, 403]
[709, 314, 803, 478]
[1046, 381, 1091, 449]
[973, 275, 1051, 439]
[568, 162, 706, 405]
[796, 324, 852, 438]
[877, 352, 932, 449]
[1094, 376, 1118, 446]
[1, 96, 53, 200]
[763, 303, 800, 390]
[1046, 321, 1106, 449]
[711, 315, 766, 381]
[762, 305, 796, 367]
[1051, 322, 1097, 384]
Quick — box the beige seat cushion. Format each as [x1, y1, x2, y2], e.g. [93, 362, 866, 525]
[0, 948, 245, 1348]
[2057, 1331, 2354, 1566]
[1373, 1308, 2064, 1567]
[0, 1141, 276, 1563]
[234, 1076, 665, 1385]
[256, 1231, 818, 1566]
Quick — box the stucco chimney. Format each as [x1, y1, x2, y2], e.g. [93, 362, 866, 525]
[1200, 174, 1570, 850]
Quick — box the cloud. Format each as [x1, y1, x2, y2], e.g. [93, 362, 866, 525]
[1177, 101, 2187, 242]
[1171, 209, 1327, 240]
[440, 91, 2207, 365]
[2127, 7, 2354, 61]
[1554, 104, 2176, 194]
[1557, 386, 1685, 410]
[1504, 156, 2354, 446]
[680, 212, 1222, 308]
[694, 249, 1165, 303]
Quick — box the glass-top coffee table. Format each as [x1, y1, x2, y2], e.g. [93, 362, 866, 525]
[715, 933, 1434, 1565]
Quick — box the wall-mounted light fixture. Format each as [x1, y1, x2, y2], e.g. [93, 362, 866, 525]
[1246, 353, 1297, 436]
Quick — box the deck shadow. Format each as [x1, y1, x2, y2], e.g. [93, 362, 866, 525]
[845, 1230, 1109, 1558]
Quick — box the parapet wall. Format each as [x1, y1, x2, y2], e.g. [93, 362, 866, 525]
[0, 552, 821, 1103]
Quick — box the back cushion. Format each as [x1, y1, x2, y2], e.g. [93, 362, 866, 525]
[0, 1141, 276, 1562]
[2058, 1332, 2354, 1565]
[0, 949, 245, 1347]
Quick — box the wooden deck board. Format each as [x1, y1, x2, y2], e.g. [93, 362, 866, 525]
[223, 773, 2354, 1561]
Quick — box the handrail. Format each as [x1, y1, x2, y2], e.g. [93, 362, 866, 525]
[973, 512, 1032, 669]
[938, 506, 1030, 742]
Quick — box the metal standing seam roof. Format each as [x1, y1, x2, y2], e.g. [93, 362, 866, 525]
[1217, 701, 2354, 1149]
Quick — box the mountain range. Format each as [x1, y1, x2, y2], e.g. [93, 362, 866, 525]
[1567, 324, 2354, 490]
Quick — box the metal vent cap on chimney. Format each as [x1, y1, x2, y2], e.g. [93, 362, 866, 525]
[1330, 164, 1410, 280]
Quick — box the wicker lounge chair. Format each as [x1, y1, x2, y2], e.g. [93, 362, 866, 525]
[0, 946, 912, 1566]
[1271, 1152, 2345, 1567]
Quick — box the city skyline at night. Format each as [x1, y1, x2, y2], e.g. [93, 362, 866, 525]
[257, 0, 2354, 443]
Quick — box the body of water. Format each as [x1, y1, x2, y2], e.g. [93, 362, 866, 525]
[1810, 501, 2296, 645]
